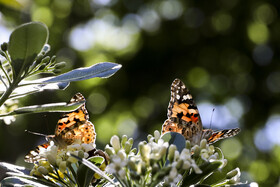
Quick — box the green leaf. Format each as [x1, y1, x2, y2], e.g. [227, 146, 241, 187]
[182, 160, 224, 186]
[77, 156, 105, 187]
[161, 132, 186, 153]
[70, 153, 115, 185]
[3, 82, 69, 99]
[1, 175, 57, 187]
[8, 22, 48, 77]
[42, 62, 122, 83]
[0, 162, 29, 175]
[0, 100, 84, 117]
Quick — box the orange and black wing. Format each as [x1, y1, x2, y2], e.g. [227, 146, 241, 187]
[55, 93, 96, 145]
[166, 78, 202, 129]
[24, 143, 50, 163]
[207, 128, 241, 144]
[162, 79, 203, 140]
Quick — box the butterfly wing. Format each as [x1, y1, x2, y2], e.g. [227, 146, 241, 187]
[25, 93, 96, 163]
[55, 93, 96, 145]
[162, 79, 203, 140]
[167, 78, 203, 129]
[24, 143, 50, 163]
[162, 79, 240, 145]
[206, 128, 241, 144]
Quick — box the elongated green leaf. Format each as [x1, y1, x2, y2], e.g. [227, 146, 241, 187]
[1, 175, 57, 187]
[7, 82, 70, 99]
[0, 162, 29, 175]
[69, 153, 115, 185]
[42, 62, 122, 83]
[161, 132, 186, 153]
[202, 167, 241, 186]
[0, 101, 84, 117]
[77, 156, 105, 187]
[8, 22, 48, 77]
[182, 160, 223, 186]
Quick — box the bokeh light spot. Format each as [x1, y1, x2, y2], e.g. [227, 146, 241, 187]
[220, 138, 242, 160]
[139, 7, 161, 32]
[92, 0, 113, 6]
[116, 114, 137, 136]
[88, 93, 107, 114]
[225, 97, 244, 119]
[133, 97, 155, 118]
[32, 7, 53, 26]
[187, 67, 209, 88]
[211, 11, 232, 32]
[158, 0, 183, 20]
[52, 0, 72, 18]
[198, 103, 239, 129]
[254, 3, 277, 25]
[96, 117, 116, 142]
[0, 24, 11, 44]
[69, 13, 140, 54]
[247, 22, 269, 44]
[252, 45, 273, 66]
[249, 161, 269, 182]
[264, 115, 280, 145]
[254, 128, 273, 152]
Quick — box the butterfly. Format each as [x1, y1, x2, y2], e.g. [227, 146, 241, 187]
[161, 78, 240, 145]
[25, 93, 96, 163]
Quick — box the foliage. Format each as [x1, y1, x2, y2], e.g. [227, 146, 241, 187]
[1, 0, 279, 185]
[0, 22, 121, 121]
[0, 22, 255, 186]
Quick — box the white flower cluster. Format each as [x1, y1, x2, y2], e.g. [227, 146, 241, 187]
[105, 131, 228, 187]
[31, 141, 95, 176]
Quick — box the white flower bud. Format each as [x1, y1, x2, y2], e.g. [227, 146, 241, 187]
[81, 143, 94, 152]
[200, 139, 207, 149]
[191, 145, 200, 157]
[121, 135, 128, 147]
[110, 135, 121, 152]
[105, 145, 115, 156]
[182, 160, 191, 170]
[68, 143, 82, 151]
[186, 140, 191, 149]
[168, 144, 177, 162]
[117, 150, 127, 160]
[46, 154, 57, 166]
[154, 130, 161, 142]
[169, 167, 177, 179]
[83, 152, 89, 158]
[37, 166, 49, 175]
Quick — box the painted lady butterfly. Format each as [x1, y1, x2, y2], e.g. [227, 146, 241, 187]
[162, 78, 240, 145]
[25, 93, 96, 163]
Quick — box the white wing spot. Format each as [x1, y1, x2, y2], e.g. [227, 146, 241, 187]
[176, 95, 181, 100]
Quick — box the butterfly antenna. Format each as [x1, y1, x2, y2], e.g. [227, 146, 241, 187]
[25, 130, 47, 137]
[209, 108, 215, 129]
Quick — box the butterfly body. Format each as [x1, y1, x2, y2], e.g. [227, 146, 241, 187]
[162, 79, 240, 145]
[25, 93, 96, 163]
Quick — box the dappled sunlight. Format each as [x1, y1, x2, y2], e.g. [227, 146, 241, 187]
[254, 115, 280, 151]
[198, 102, 240, 129]
[0, 0, 280, 185]
[69, 11, 140, 55]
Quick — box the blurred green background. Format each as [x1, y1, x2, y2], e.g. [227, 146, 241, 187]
[0, 0, 280, 186]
